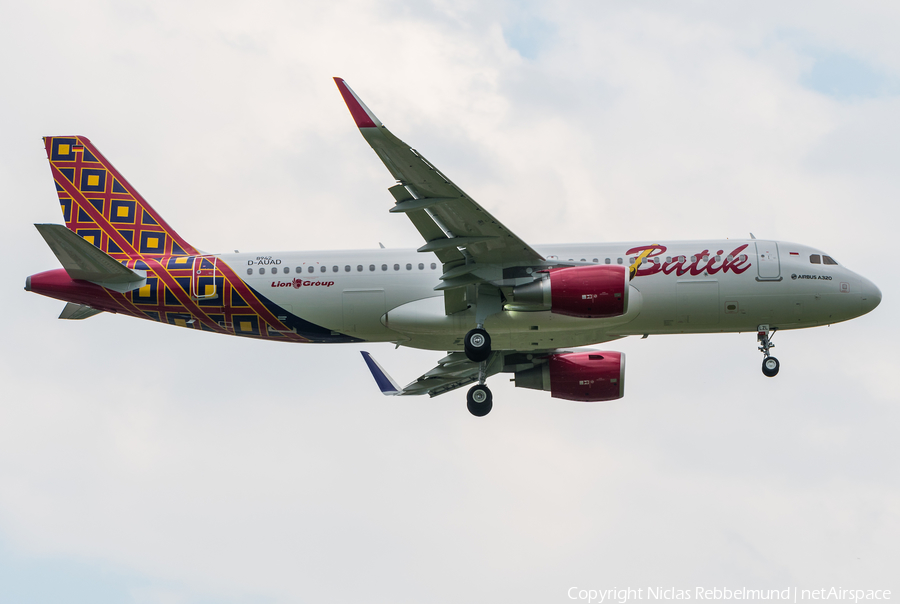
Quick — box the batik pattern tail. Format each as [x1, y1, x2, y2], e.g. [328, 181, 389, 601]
[43, 136, 198, 260]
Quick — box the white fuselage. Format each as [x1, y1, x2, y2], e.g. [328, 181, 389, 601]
[219, 239, 881, 352]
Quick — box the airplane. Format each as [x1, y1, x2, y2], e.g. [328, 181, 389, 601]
[26, 77, 882, 417]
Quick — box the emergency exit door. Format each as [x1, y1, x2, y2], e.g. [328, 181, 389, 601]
[755, 242, 781, 281]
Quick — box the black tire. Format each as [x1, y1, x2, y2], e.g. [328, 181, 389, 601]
[464, 328, 491, 363]
[762, 356, 780, 378]
[466, 384, 493, 417]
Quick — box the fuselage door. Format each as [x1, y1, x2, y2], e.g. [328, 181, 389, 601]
[755, 242, 781, 281]
[192, 255, 219, 299]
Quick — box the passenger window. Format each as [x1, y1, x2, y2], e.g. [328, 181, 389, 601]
[381, 264, 388, 271]
[605, 258, 610, 264]
[726, 255, 733, 262]
[394, 263, 400, 271]
[284, 267, 289, 274]
[345, 265, 351, 272]
[592, 258, 598, 263]
[690, 256, 697, 263]
[617, 258, 623, 265]
[246, 268, 253, 275]
[369, 264, 375, 271]
[357, 265, 363, 272]
[823, 255, 838, 265]
[260, 267, 266, 275]
[665, 256, 672, 263]
[321, 266, 326, 273]
[810, 254, 821, 264]
[296, 266, 301, 273]
[431, 263, 437, 269]
[740, 255, 747, 262]
[333, 266, 338, 272]
[308, 266, 314, 274]
[406, 263, 412, 270]
[418, 263, 424, 270]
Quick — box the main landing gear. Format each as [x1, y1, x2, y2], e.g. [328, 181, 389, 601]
[467, 383, 493, 417]
[464, 327, 491, 362]
[757, 324, 780, 377]
[466, 342, 494, 417]
[465, 286, 502, 416]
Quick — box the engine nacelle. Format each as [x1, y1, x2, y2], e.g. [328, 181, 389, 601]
[514, 351, 625, 402]
[512, 265, 629, 318]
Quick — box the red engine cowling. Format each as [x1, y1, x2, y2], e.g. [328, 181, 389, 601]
[514, 351, 625, 402]
[512, 265, 629, 318]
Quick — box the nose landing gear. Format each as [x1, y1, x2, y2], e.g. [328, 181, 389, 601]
[757, 325, 779, 377]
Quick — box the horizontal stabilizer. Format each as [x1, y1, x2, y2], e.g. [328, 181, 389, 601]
[360, 351, 402, 395]
[35, 224, 147, 293]
[59, 302, 103, 320]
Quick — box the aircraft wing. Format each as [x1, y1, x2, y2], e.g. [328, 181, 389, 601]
[361, 351, 504, 398]
[335, 78, 545, 278]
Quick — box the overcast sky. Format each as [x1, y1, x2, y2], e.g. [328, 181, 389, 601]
[1, 1, 898, 602]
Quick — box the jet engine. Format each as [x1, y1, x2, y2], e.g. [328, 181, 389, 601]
[514, 351, 625, 402]
[512, 265, 629, 318]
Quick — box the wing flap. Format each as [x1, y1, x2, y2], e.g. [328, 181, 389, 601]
[405, 210, 464, 264]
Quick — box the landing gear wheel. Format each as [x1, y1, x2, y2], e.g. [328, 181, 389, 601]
[757, 325, 780, 378]
[466, 384, 493, 417]
[464, 328, 491, 363]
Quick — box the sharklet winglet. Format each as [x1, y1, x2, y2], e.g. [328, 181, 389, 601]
[360, 351, 402, 395]
[334, 78, 383, 129]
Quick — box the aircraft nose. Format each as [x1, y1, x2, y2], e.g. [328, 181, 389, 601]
[860, 277, 882, 315]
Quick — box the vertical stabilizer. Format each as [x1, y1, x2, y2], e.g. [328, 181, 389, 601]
[43, 136, 199, 259]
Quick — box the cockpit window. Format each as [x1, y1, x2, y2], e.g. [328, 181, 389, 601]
[823, 255, 838, 265]
[810, 254, 821, 264]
